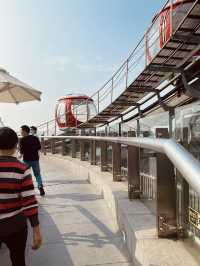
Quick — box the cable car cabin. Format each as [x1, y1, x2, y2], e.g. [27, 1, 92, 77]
[56, 94, 97, 130]
[146, 0, 200, 65]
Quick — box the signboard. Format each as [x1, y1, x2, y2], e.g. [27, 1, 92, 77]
[189, 207, 200, 230]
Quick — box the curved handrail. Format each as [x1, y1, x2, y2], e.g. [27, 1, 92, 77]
[42, 135, 200, 195]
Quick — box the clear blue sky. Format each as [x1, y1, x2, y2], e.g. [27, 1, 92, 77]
[0, 0, 164, 130]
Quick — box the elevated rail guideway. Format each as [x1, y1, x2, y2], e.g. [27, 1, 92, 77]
[37, 0, 200, 135]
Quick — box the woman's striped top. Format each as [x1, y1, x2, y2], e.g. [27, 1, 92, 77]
[0, 156, 39, 233]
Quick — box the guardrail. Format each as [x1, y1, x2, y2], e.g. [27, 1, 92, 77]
[40, 135, 200, 239]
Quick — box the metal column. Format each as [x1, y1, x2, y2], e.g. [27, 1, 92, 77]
[51, 138, 56, 154]
[61, 140, 66, 156]
[176, 127, 189, 237]
[155, 128, 177, 237]
[112, 143, 121, 181]
[100, 141, 107, 172]
[41, 137, 46, 155]
[119, 123, 122, 137]
[71, 139, 76, 158]
[90, 140, 96, 165]
[169, 108, 175, 138]
[128, 145, 140, 199]
[157, 153, 177, 238]
[80, 141, 85, 161]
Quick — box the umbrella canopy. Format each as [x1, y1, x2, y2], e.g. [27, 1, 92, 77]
[0, 68, 42, 103]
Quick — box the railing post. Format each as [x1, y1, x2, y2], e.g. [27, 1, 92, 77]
[100, 141, 107, 172]
[97, 92, 100, 114]
[145, 32, 148, 67]
[71, 139, 76, 158]
[111, 78, 114, 103]
[80, 141, 85, 161]
[157, 153, 177, 238]
[47, 122, 49, 136]
[54, 120, 57, 136]
[136, 119, 140, 137]
[128, 145, 140, 199]
[75, 109, 78, 128]
[51, 138, 56, 154]
[90, 140, 96, 165]
[170, 0, 173, 37]
[125, 60, 129, 89]
[112, 143, 121, 181]
[86, 99, 89, 122]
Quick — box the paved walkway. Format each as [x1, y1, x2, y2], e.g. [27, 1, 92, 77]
[1, 157, 133, 266]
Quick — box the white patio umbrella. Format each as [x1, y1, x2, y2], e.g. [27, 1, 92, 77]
[0, 68, 42, 103]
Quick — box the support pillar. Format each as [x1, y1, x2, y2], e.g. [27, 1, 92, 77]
[80, 141, 85, 161]
[41, 137, 46, 155]
[61, 140, 66, 156]
[157, 153, 177, 238]
[90, 140, 96, 165]
[51, 138, 56, 154]
[71, 139, 76, 158]
[112, 143, 121, 181]
[128, 145, 140, 199]
[100, 141, 107, 172]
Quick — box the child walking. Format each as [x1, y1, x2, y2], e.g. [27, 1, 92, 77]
[0, 127, 42, 266]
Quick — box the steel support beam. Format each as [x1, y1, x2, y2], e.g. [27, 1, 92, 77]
[182, 73, 200, 98]
[112, 143, 121, 181]
[172, 33, 200, 45]
[128, 145, 140, 199]
[148, 64, 181, 73]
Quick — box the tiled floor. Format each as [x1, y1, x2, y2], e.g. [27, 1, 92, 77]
[0, 157, 133, 266]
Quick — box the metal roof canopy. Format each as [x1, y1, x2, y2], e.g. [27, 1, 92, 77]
[79, 0, 200, 129]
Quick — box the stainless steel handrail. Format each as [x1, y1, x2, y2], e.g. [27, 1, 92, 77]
[41, 136, 200, 195]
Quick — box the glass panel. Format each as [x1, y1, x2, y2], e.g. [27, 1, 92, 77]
[57, 102, 66, 124]
[73, 99, 97, 123]
[139, 111, 169, 137]
[175, 101, 200, 237]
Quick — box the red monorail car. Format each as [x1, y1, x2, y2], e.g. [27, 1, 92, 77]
[55, 94, 97, 129]
[146, 0, 199, 65]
